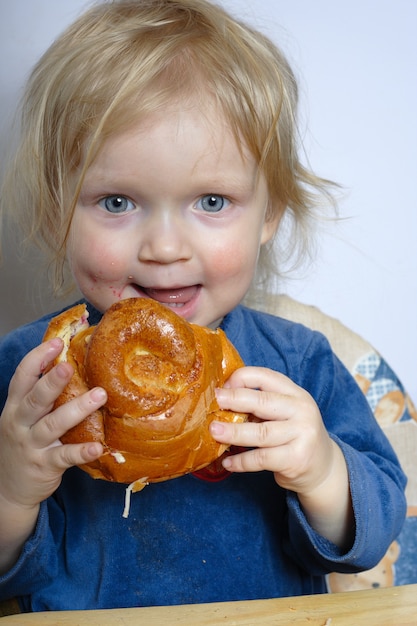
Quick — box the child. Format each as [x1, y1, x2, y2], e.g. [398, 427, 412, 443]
[0, 0, 406, 612]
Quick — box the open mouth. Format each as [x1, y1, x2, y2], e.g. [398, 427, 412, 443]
[140, 285, 201, 308]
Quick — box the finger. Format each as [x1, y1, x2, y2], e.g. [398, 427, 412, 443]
[215, 386, 301, 422]
[210, 419, 293, 449]
[224, 366, 300, 395]
[47, 441, 104, 472]
[19, 361, 74, 427]
[30, 387, 107, 448]
[221, 446, 282, 474]
[8, 338, 65, 400]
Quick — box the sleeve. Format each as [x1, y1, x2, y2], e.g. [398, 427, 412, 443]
[0, 501, 59, 601]
[284, 332, 407, 575]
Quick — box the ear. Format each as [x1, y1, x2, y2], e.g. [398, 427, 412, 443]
[260, 202, 283, 245]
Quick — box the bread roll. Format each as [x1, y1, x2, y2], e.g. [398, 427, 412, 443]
[43, 298, 247, 486]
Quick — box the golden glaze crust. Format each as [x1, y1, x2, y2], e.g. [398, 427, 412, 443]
[43, 298, 247, 484]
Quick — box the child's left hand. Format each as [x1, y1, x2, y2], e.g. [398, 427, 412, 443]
[211, 366, 354, 547]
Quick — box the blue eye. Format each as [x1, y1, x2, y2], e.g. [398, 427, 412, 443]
[197, 194, 229, 213]
[98, 195, 135, 214]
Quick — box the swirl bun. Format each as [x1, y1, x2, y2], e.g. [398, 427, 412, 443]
[43, 298, 247, 486]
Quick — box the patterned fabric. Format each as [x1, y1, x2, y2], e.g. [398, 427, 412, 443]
[331, 351, 417, 591]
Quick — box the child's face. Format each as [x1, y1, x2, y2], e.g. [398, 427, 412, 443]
[67, 102, 277, 328]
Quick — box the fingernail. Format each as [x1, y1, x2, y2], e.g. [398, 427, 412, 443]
[56, 363, 70, 379]
[210, 421, 225, 436]
[86, 443, 102, 458]
[215, 388, 227, 402]
[49, 337, 63, 349]
[90, 387, 107, 403]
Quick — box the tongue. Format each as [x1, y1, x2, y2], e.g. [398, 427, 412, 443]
[144, 286, 199, 305]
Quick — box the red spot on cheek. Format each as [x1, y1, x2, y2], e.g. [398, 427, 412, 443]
[109, 286, 123, 298]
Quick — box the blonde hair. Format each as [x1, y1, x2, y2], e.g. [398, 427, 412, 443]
[0, 0, 335, 293]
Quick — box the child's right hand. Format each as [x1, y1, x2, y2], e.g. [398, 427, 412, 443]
[0, 338, 106, 511]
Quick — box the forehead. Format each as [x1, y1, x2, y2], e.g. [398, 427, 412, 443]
[88, 98, 256, 178]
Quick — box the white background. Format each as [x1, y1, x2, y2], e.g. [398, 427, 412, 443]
[0, 1, 416, 402]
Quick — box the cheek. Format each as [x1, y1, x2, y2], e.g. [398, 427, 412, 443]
[68, 234, 126, 287]
[207, 240, 257, 279]
[206, 207, 269, 279]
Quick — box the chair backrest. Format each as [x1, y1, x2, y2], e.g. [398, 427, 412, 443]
[246, 292, 417, 591]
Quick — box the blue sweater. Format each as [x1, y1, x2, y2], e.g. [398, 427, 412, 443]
[0, 302, 407, 611]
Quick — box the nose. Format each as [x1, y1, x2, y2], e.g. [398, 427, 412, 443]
[137, 208, 192, 265]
